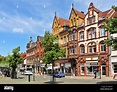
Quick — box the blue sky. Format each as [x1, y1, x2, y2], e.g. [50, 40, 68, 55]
[0, 0, 117, 56]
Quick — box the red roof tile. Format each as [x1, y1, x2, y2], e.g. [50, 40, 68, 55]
[57, 17, 69, 26]
[74, 9, 85, 19]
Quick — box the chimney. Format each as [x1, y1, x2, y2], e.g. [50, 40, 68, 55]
[81, 11, 84, 14]
[30, 37, 32, 42]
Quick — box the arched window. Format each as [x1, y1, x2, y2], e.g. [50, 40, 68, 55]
[88, 42, 96, 53]
[80, 45, 85, 54]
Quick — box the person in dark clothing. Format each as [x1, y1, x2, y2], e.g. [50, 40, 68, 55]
[93, 68, 98, 79]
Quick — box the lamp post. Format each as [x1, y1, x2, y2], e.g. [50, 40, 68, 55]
[98, 53, 101, 79]
[32, 58, 35, 81]
[33, 64, 35, 81]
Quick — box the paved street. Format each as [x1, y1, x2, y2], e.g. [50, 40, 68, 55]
[0, 74, 117, 84]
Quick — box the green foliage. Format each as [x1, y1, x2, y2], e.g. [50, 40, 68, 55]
[41, 31, 65, 65]
[104, 6, 117, 50]
[112, 5, 117, 11]
[8, 46, 23, 69]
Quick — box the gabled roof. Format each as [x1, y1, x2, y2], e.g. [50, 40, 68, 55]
[57, 17, 69, 26]
[86, 2, 117, 19]
[52, 13, 69, 29]
[74, 9, 85, 19]
[69, 7, 85, 19]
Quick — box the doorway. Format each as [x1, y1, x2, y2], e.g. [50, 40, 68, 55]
[101, 65, 106, 76]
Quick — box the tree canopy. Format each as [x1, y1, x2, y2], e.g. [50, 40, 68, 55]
[8, 46, 23, 68]
[104, 6, 117, 50]
[41, 31, 65, 65]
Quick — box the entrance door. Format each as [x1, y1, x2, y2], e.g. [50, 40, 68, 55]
[101, 65, 106, 76]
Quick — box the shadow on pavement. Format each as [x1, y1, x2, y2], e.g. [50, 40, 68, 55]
[17, 77, 25, 79]
[44, 81, 64, 84]
[97, 79, 117, 84]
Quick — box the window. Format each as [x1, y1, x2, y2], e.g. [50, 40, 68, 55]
[63, 36, 66, 43]
[81, 45, 85, 54]
[100, 42, 106, 52]
[100, 26, 105, 37]
[88, 45, 96, 53]
[69, 33, 75, 41]
[92, 29, 96, 38]
[88, 28, 96, 39]
[73, 18, 76, 26]
[69, 46, 75, 55]
[92, 17, 95, 23]
[87, 18, 90, 25]
[89, 46, 92, 53]
[88, 30, 92, 39]
[80, 32, 84, 40]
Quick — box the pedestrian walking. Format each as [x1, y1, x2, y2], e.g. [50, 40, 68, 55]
[93, 67, 98, 79]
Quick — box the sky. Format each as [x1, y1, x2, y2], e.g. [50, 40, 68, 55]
[0, 0, 117, 56]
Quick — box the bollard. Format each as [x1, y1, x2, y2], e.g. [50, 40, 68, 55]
[28, 74, 30, 82]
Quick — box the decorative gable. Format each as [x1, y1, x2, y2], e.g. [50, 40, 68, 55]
[69, 4, 85, 27]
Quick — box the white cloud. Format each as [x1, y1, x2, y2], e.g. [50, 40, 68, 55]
[16, 5, 19, 8]
[3, 40, 5, 43]
[44, 5, 46, 8]
[13, 28, 24, 33]
[0, 11, 52, 34]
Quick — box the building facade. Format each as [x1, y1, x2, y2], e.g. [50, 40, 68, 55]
[26, 36, 44, 74]
[52, 2, 117, 77]
[68, 4, 85, 76]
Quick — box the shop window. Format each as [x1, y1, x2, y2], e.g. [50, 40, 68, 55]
[114, 65, 117, 73]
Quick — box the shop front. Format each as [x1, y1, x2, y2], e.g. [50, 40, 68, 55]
[86, 61, 98, 76]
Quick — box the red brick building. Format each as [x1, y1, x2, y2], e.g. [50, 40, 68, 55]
[26, 36, 44, 73]
[52, 2, 117, 77]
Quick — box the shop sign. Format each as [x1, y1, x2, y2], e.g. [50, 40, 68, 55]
[90, 62, 98, 65]
[65, 63, 71, 68]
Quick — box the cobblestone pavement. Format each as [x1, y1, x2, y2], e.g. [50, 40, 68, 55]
[0, 74, 117, 84]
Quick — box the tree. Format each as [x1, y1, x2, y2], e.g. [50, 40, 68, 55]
[104, 6, 117, 50]
[41, 31, 65, 83]
[8, 46, 23, 79]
